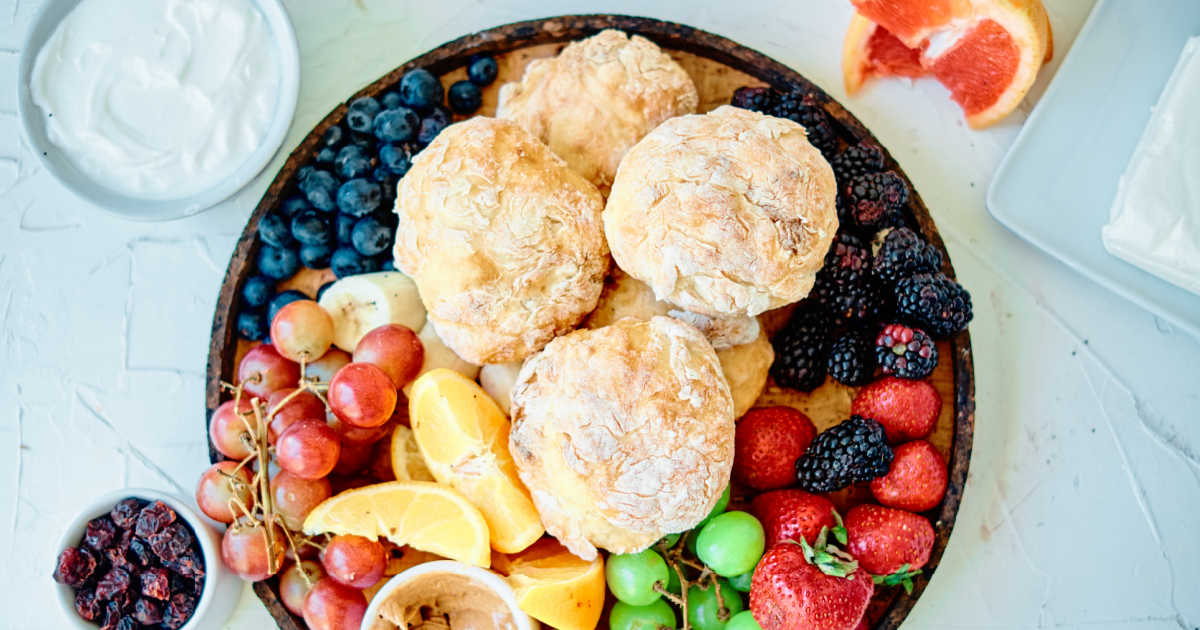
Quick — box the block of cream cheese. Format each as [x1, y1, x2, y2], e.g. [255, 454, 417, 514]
[1101, 37, 1200, 296]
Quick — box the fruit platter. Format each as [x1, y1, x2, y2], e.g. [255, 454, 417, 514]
[201, 14, 975, 630]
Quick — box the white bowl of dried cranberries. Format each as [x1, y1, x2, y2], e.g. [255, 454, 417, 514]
[52, 488, 242, 630]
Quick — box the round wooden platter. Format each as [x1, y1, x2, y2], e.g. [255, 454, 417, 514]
[205, 14, 975, 630]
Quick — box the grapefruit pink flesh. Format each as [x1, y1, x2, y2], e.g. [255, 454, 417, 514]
[928, 19, 1020, 116]
[868, 24, 927, 79]
[852, 0, 968, 47]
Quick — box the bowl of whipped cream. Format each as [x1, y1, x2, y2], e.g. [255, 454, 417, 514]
[18, 0, 300, 220]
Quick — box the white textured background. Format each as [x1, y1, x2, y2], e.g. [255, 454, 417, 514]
[2, 1, 1198, 628]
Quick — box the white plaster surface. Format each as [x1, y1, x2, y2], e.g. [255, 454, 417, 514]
[1, 1, 1197, 628]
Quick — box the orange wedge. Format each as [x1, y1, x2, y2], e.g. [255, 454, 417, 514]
[408, 369, 544, 554]
[389, 425, 435, 482]
[502, 538, 605, 630]
[843, 0, 1053, 128]
[302, 481, 491, 567]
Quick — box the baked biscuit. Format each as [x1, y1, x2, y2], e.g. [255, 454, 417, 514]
[497, 29, 699, 191]
[604, 105, 838, 317]
[393, 117, 608, 364]
[509, 317, 734, 559]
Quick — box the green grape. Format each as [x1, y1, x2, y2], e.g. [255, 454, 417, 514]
[725, 611, 762, 630]
[697, 486, 731, 529]
[660, 533, 682, 548]
[686, 580, 745, 630]
[727, 569, 754, 593]
[695, 511, 766, 577]
[610, 599, 677, 630]
[606, 549, 669, 606]
[665, 564, 682, 595]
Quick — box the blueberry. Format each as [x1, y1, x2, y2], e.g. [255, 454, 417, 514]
[299, 242, 334, 269]
[256, 245, 299, 280]
[241, 275, 274, 308]
[399, 69, 443, 111]
[280, 195, 311, 218]
[297, 165, 315, 182]
[316, 146, 336, 163]
[381, 91, 403, 110]
[336, 213, 356, 245]
[373, 165, 398, 192]
[378, 143, 412, 175]
[467, 54, 498, 86]
[267, 290, 309, 324]
[299, 169, 339, 212]
[337, 178, 382, 217]
[373, 108, 419, 143]
[447, 80, 482, 115]
[349, 132, 375, 150]
[291, 208, 334, 246]
[316, 280, 335, 301]
[334, 145, 372, 180]
[257, 212, 293, 248]
[418, 116, 447, 145]
[236, 309, 268, 341]
[380, 258, 396, 272]
[347, 96, 382, 133]
[330, 246, 374, 278]
[322, 125, 344, 147]
[351, 216, 395, 257]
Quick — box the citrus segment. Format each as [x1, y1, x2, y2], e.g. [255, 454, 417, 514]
[302, 481, 491, 568]
[408, 369, 544, 554]
[928, 18, 1019, 117]
[389, 425, 435, 482]
[504, 538, 605, 630]
[843, 12, 927, 94]
[853, 0, 968, 47]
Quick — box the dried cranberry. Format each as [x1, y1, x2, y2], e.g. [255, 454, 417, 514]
[105, 546, 135, 574]
[133, 501, 176, 539]
[53, 546, 97, 587]
[100, 601, 122, 630]
[128, 538, 155, 567]
[162, 593, 197, 630]
[94, 567, 131, 601]
[110, 497, 147, 529]
[169, 572, 204, 598]
[139, 567, 170, 600]
[74, 588, 101, 621]
[114, 617, 139, 630]
[149, 522, 193, 562]
[133, 597, 164, 625]
[117, 527, 134, 551]
[85, 516, 119, 551]
[164, 549, 205, 579]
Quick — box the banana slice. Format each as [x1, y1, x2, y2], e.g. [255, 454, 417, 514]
[317, 272, 426, 352]
[479, 362, 523, 416]
[402, 320, 481, 397]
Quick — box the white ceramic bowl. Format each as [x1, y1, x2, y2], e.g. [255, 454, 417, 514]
[53, 488, 241, 630]
[16, 0, 300, 221]
[360, 560, 536, 630]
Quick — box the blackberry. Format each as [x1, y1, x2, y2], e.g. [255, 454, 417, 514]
[827, 332, 875, 386]
[831, 142, 885, 183]
[872, 227, 942, 285]
[875, 323, 938, 379]
[895, 272, 973, 337]
[810, 233, 884, 326]
[730, 86, 772, 111]
[844, 171, 908, 231]
[770, 308, 831, 392]
[795, 415, 893, 492]
[729, 87, 839, 157]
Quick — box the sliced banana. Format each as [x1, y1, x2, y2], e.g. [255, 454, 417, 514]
[479, 361, 524, 416]
[402, 320, 481, 397]
[317, 272, 426, 352]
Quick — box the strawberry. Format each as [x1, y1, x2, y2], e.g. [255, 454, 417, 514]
[845, 504, 934, 576]
[870, 440, 947, 512]
[850, 377, 940, 443]
[734, 406, 817, 490]
[750, 529, 873, 630]
[751, 489, 838, 548]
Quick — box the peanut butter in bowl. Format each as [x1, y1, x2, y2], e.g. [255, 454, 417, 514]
[362, 561, 535, 630]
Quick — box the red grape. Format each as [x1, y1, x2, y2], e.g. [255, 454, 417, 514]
[271, 470, 332, 531]
[328, 363, 397, 428]
[237, 344, 300, 398]
[196, 461, 254, 524]
[272, 300, 335, 362]
[353, 324, 424, 389]
[327, 412, 393, 445]
[209, 398, 259, 460]
[303, 577, 367, 630]
[307, 348, 352, 385]
[367, 439, 396, 482]
[221, 518, 285, 581]
[332, 440, 374, 476]
[276, 419, 341, 480]
[321, 534, 386, 589]
[268, 388, 327, 443]
[280, 560, 325, 616]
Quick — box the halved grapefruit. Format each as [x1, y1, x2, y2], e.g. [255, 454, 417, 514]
[843, 0, 1053, 128]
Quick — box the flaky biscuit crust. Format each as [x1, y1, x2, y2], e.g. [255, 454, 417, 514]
[509, 317, 734, 559]
[604, 105, 838, 317]
[393, 117, 608, 364]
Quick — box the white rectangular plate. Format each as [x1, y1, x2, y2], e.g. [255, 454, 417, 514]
[987, 0, 1200, 339]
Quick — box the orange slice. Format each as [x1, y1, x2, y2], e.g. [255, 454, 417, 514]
[501, 538, 605, 630]
[843, 0, 1053, 128]
[408, 369, 544, 554]
[389, 425, 435, 482]
[302, 481, 491, 567]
